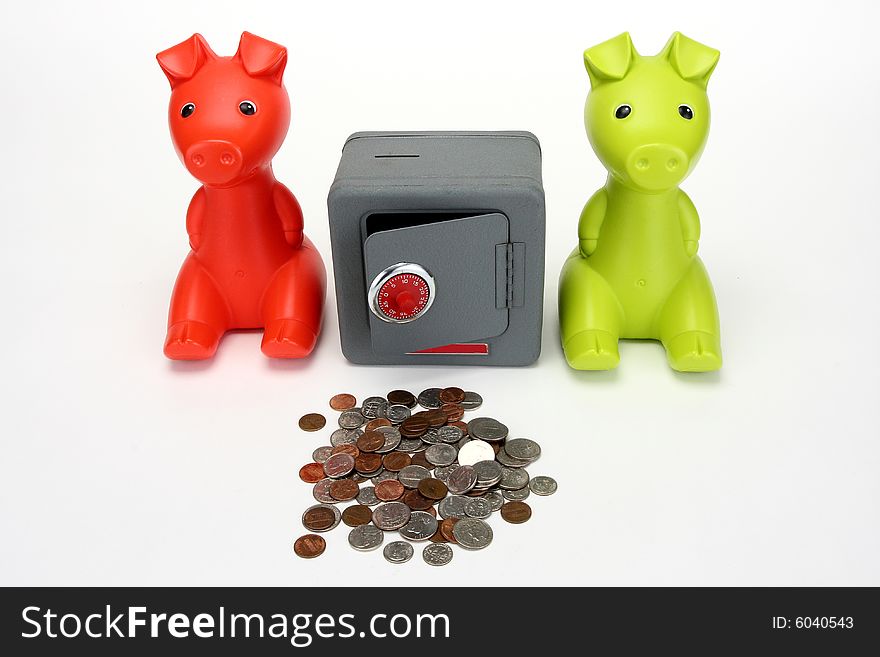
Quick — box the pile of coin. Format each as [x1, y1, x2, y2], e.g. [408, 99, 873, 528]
[294, 388, 557, 566]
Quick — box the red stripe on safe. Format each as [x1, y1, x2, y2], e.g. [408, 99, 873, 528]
[407, 343, 489, 355]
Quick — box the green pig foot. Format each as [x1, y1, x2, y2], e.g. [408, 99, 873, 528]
[664, 331, 722, 372]
[563, 329, 620, 370]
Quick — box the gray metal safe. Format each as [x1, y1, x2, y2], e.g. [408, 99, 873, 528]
[327, 131, 545, 366]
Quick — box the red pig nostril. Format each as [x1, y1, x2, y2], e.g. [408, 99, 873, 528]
[192, 153, 205, 167]
[220, 152, 235, 166]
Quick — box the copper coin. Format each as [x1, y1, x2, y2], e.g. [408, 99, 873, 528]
[375, 479, 405, 502]
[387, 389, 417, 408]
[402, 489, 434, 511]
[382, 452, 412, 472]
[424, 409, 448, 428]
[450, 420, 469, 436]
[425, 505, 437, 518]
[440, 403, 464, 423]
[302, 505, 339, 532]
[429, 528, 447, 543]
[299, 462, 326, 483]
[356, 430, 385, 453]
[350, 473, 368, 484]
[410, 451, 432, 469]
[418, 478, 448, 500]
[439, 518, 458, 543]
[331, 443, 360, 458]
[293, 534, 326, 558]
[365, 418, 392, 431]
[329, 479, 359, 502]
[439, 387, 465, 404]
[329, 394, 356, 411]
[342, 504, 373, 527]
[500, 501, 532, 524]
[298, 413, 326, 432]
[400, 416, 429, 437]
[355, 453, 382, 474]
[492, 442, 501, 455]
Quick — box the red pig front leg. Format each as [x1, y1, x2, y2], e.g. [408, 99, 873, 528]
[273, 182, 303, 248]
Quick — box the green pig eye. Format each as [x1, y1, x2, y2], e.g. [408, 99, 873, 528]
[678, 104, 694, 120]
[614, 104, 632, 119]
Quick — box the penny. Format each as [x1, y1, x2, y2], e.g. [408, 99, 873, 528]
[385, 404, 411, 424]
[438, 425, 463, 444]
[372, 501, 411, 531]
[361, 396, 388, 420]
[298, 413, 326, 432]
[323, 453, 355, 479]
[354, 452, 382, 473]
[501, 500, 532, 524]
[383, 540, 415, 564]
[387, 390, 417, 408]
[438, 495, 469, 519]
[299, 462, 326, 483]
[499, 467, 530, 491]
[348, 524, 384, 551]
[338, 410, 366, 429]
[467, 417, 508, 442]
[447, 465, 477, 495]
[400, 415, 429, 437]
[331, 443, 360, 459]
[293, 534, 326, 559]
[452, 518, 493, 550]
[429, 528, 447, 543]
[425, 443, 457, 467]
[342, 504, 373, 526]
[440, 403, 465, 423]
[400, 511, 439, 541]
[409, 452, 432, 469]
[375, 479, 405, 502]
[451, 420, 469, 435]
[398, 464, 431, 489]
[357, 485, 379, 506]
[365, 418, 392, 431]
[402, 489, 435, 511]
[382, 452, 411, 472]
[502, 486, 530, 501]
[312, 446, 333, 463]
[464, 497, 492, 519]
[357, 431, 385, 453]
[424, 409, 448, 428]
[312, 479, 336, 504]
[461, 391, 483, 410]
[329, 479, 359, 502]
[417, 388, 443, 409]
[439, 518, 459, 543]
[302, 504, 341, 532]
[418, 477, 448, 500]
[329, 393, 356, 411]
[439, 387, 465, 404]
[423, 543, 454, 566]
[425, 505, 437, 518]
[330, 428, 361, 447]
[457, 439, 495, 466]
[504, 438, 541, 461]
[529, 475, 557, 496]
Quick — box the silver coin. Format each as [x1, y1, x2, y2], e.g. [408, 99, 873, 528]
[383, 540, 414, 564]
[417, 388, 443, 409]
[357, 485, 380, 506]
[438, 495, 469, 519]
[499, 467, 530, 491]
[467, 417, 508, 442]
[361, 397, 388, 420]
[399, 511, 439, 541]
[461, 391, 483, 410]
[358, 466, 384, 478]
[464, 497, 492, 519]
[375, 426, 401, 453]
[425, 444, 457, 467]
[398, 465, 431, 489]
[312, 478, 337, 504]
[433, 464, 459, 483]
[446, 465, 477, 495]
[496, 447, 531, 468]
[385, 404, 411, 424]
[484, 490, 505, 512]
[372, 501, 411, 531]
[348, 523, 384, 551]
[312, 446, 333, 463]
[457, 439, 495, 466]
[323, 453, 355, 478]
[421, 428, 444, 445]
[473, 460, 503, 485]
[452, 518, 493, 550]
[397, 437, 424, 452]
[438, 425, 464, 444]
[338, 411, 366, 430]
[529, 475, 558, 496]
[302, 504, 341, 533]
[330, 428, 361, 447]
[422, 543, 453, 566]
[372, 470, 398, 485]
[502, 486, 531, 501]
[504, 438, 541, 461]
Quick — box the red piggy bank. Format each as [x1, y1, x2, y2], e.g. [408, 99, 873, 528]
[157, 32, 325, 360]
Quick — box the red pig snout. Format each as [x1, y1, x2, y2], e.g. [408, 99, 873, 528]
[185, 140, 244, 185]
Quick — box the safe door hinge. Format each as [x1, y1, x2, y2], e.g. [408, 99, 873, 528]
[495, 242, 525, 309]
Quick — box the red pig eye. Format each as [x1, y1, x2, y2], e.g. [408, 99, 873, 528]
[180, 103, 195, 118]
[238, 101, 257, 116]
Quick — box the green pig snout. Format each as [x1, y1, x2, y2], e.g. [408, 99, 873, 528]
[625, 144, 689, 192]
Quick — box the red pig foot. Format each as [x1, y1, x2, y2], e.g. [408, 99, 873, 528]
[164, 321, 222, 360]
[261, 319, 317, 359]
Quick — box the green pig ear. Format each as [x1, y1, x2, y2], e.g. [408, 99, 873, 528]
[662, 32, 720, 89]
[583, 32, 638, 89]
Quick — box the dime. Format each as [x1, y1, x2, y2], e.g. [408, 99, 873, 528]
[452, 518, 493, 550]
[446, 465, 478, 495]
[348, 523, 384, 551]
[467, 417, 508, 442]
[400, 416, 429, 438]
[331, 443, 360, 459]
[357, 431, 385, 453]
[293, 534, 326, 559]
[398, 464, 431, 489]
[457, 439, 495, 466]
[499, 467, 530, 491]
[400, 511, 439, 541]
[438, 425, 463, 444]
[418, 478, 448, 500]
[421, 427, 444, 445]
[361, 396, 388, 420]
[502, 486, 530, 501]
[504, 438, 541, 461]
[338, 411, 366, 430]
[464, 497, 492, 519]
[298, 413, 326, 432]
[383, 540, 414, 564]
[330, 428, 361, 447]
[356, 486, 379, 506]
[425, 444, 457, 467]
[312, 446, 333, 463]
[382, 452, 411, 472]
[312, 478, 336, 504]
[484, 490, 505, 512]
[397, 437, 424, 452]
[438, 495, 469, 520]
[529, 475, 558, 496]
[372, 501, 411, 531]
[440, 403, 464, 423]
[417, 388, 443, 409]
[365, 417, 392, 431]
[460, 391, 483, 410]
[385, 404, 411, 424]
[329, 394, 356, 411]
[500, 501, 532, 524]
[422, 543, 453, 566]
[439, 518, 459, 543]
[329, 479, 359, 502]
[299, 462, 326, 484]
[439, 387, 465, 404]
[302, 504, 341, 532]
[323, 453, 355, 479]
[342, 504, 373, 526]
[402, 489, 435, 511]
[375, 479, 405, 502]
[387, 390, 417, 408]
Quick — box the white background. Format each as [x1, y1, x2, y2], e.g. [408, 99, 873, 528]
[1, 0, 878, 586]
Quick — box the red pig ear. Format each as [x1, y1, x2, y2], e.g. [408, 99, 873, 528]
[156, 34, 216, 88]
[235, 32, 287, 85]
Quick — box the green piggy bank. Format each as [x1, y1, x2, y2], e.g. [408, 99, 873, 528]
[559, 32, 722, 372]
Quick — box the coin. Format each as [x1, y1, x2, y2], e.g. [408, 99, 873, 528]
[341, 504, 373, 526]
[400, 416, 429, 438]
[397, 437, 424, 452]
[438, 425, 463, 444]
[398, 464, 431, 488]
[501, 501, 532, 524]
[357, 431, 385, 453]
[348, 523, 384, 551]
[457, 439, 495, 466]
[410, 452, 432, 469]
[361, 396, 388, 420]
[446, 465, 477, 495]
[438, 495, 469, 519]
[418, 478, 448, 500]
[312, 446, 333, 463]
[323, 453, 355, 479]
[372, 470, 398, 485]
[495, 447, 530, 468]
[439, 387, 465, 404]
[329, 479, 359, 502]
[461, 391, 483, 410]
[365, 418, 392, 431]
[433, 464, 458, 483]
[383, 540, 414, 564]
[298, 413, 326, 432]
[421, 427, 442, 445]
[293, 534, 326, 559]
[425, 444, 457, 467]
[467, 417, 508, 442]
[440, 403, 465, 423]
[372, 501, 411, 531]
[382, 452, 411, 472]
[338, 410, 366, 429]
[484, 490, 505, 512]
[375, 479, 405, 502]
[504, 438, 541, 461]
[302, 504, 341, 532]
[312, 479, 336, 504]
[529, 475, 557, 496]
[502, 486, 530, 501]
[422, 543, 453, 566]
[429, 528, 447, 543]
[387, 390, 417, 408]
[464, 497, 492, 519]
[354, 454, 383, 476]
[473, 460, 503, 487]
[375, 426, 402, 453]
[331, 443, 360, 459]
[439, 518, 459, 543]
[499, 467, 530, 491]
[385, 404, 411, 424]
[330, 428, 361, 447]
[299, 462, 326, 483]
[417, 388, 443, 409]
[356, 486, 379, 506]
[452, 518, 493, 550]
[399, 510, 439, 541]
[451, 420, 469, 435]
[424, 409, 448, 428]
[329, 394, 356, 411]
[402, 489, 435, 511]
